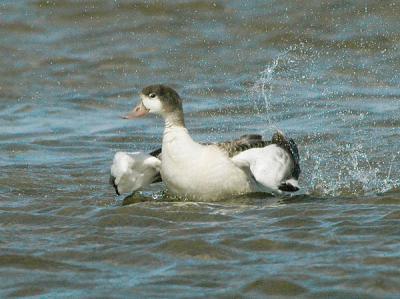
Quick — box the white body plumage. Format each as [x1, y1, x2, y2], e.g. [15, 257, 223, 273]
[110, 84, 300, 200]
[161, 127, 252, 200]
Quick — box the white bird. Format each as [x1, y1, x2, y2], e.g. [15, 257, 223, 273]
[110, 84, 300, 201]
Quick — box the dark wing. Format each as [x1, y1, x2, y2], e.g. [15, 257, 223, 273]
[215, 134, 272, 157]
[109, 174, 120, 195]
[271, 131, 301, 192]
[148, 147, 162, 183]
[149, 147, 162, 159]
[271, 131, 301, 180]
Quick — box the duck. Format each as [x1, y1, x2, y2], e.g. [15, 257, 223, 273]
[110, 84, 300, 201]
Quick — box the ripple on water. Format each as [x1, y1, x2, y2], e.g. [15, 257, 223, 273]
[221, 237, 318, 252]
[155, 239, 236, 260]
[0, 254, 93, 272]
[243, 277, 308, 296]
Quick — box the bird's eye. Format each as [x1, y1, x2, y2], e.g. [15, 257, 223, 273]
[149, 93, 156, 98]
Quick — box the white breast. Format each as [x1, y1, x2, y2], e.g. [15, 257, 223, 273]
[161, 127, 251, 200]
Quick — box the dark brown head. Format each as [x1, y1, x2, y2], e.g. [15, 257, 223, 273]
[123, 85, 183, 119]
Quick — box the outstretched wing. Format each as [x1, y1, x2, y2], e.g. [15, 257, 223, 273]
[231, 131, 301, 193]
[110, 152, 161, 195]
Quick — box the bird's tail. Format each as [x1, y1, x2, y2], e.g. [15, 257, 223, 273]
[272, 131, 301, 192]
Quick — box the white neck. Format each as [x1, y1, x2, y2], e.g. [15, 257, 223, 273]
[162, 115, 195, 169]
[163, 121, 190, 141]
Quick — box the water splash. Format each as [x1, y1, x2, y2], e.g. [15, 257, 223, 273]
[250, 45, 400, 198]
[306, 144, 400, 197]
[250, 47, 294, 134]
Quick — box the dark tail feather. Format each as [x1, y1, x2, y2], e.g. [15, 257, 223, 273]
[109, 175, 120, 195]
[272, 131, 301, 180]
[149, 148, 162, 183]
[149, 147, 162, 159]
[278, 182, 300, 192]
[152, 173, 162, 183]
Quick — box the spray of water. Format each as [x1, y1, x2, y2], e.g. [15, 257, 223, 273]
[250, 47, 293, 134]
[307, 144, 400, 197]
[250, 46, 400, 197]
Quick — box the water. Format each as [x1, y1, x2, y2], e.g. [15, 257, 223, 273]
[1, 1, 400, 297]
